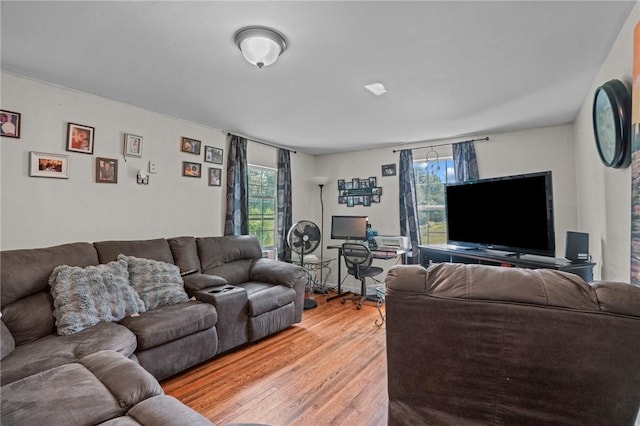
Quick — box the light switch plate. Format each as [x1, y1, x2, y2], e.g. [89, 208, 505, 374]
[149, 161, 157, 174]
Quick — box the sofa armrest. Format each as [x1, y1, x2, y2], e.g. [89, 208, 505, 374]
[182, 273, 228, 293]
[250, 258, 307, 288]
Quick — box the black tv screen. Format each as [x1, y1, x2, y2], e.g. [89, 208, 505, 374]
[445, 171, 555, 257]
[331, 215, 368, 241]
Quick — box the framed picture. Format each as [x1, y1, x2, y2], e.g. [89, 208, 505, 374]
[182, 161, 201, 178]
[372, 194, 381, 203]
[96, 157, 118, 184]
[352, 178, 360, 189]
[347, 196, 354, 207]
[0, 110, 21, 138]
[337, 179, 345, 190]
[382, 163, 396, 176]
[369, 177, 377, 187]
[181, 137, 201, 155]
[123, 133, 143, 158]
[67, 123, 95, 154]
[372, 187, 383, 195]
[345, 181, 353, 190]
[204, 146, 223, 164]
[360, 179, 370, 189]
[338, 196, 347, 204]
[363, 195, 371, 206]
[29, 151, 69, 179]
[208, 167, 222, 186]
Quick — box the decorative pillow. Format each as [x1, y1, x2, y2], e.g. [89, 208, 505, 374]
[49, 259, 146, 336]
[118, 254, 189, 310]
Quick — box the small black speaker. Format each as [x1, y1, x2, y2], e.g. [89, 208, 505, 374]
[565, 231, 589, 263]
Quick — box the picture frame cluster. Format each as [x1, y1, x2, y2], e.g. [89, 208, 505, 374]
[180, 136, 223, 186]
[337, 176, 382, 207]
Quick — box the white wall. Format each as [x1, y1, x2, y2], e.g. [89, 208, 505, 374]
[574, 5, 640, 282]
[315, 124, 577, 288]
[0, 73, 317, 250]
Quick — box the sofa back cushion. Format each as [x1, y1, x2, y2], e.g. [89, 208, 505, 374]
[197, 235, 262, 271]
[1, 242, 99, 344]
[197, 236, 262, 284]
[93, 238, 174, 264]
[168, 236, 201, 274]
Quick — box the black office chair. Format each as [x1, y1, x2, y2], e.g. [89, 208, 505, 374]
[341, 242, 384, 309]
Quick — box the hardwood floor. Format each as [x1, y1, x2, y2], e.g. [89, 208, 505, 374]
[161, 293, 388, 426]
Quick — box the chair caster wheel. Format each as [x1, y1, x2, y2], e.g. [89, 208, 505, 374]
[356, 303, 362, 310]
[341, 299, 346, 304]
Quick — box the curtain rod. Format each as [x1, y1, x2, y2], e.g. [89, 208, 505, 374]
[392, 136, 489, 153]
[226, 132, 297, 154]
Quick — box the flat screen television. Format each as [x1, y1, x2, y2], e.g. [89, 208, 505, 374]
[331, 215, 368, 241]
[445, 171, 555, 257]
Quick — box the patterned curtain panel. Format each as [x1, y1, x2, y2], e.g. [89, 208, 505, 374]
[224, 134, 249, 236]
[398, 149, 421, 263]
[452, 140, 479, 181]
[276, 148, 293, 262]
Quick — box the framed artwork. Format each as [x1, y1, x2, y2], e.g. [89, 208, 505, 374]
[347, 196, 354, 207]
[0, 110, 21, 138]
[345, 181, 353, 190]
[372, 187, 382, 195]
[124, 133, 143, 158]
[96, 157, 118, 184]
[337, 179, 345, 190]
[360, 179, 370, 189]
[67, 122, 94, 154]
[369, 177, 377, 187]
[382, 163, 396, 176]
[182, 161, 201, 178]
[363, 195, 371, 206]
[181, 137, 201, 155]
[338, 196, 347, 204]
[29, 151, 69, 179]
[208, 167, 222, 186]
[372, 194, 381, 203]
[205, 146, 223, 164]
[352, 178, 360, 189]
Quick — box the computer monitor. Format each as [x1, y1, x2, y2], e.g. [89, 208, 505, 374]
[331, 215, 368, 241]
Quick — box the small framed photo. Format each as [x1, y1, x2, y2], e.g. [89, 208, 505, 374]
[345, 181, 353, 190]
[124, 133, 143, 157]
[369, 177, 377, 187]
[29, 151, 69, 179]
[96, 157, 118, 184]
[347, 196, 354, 207]
[337, 179, 345, 190]
[382, 163, 396, 176]
[208, 167, 222, 186]
[352, 178, 360, 188]
[360, 179, 370, 189]
[363, 195, 371, 206]
[372, 194, 381, 203]
[183, 161, 201, 178]
[372, 187, 383, 195]
[0, 110, 21, 138]
[338, 196, 347, 204]
[67, 122, 95, 154]
[204, 146, 223, 164]
[181, 137, 201, 155]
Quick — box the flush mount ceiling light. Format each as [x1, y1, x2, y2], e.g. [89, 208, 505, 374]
[364, 82, 387, 96]
[234, 26, 287, 69]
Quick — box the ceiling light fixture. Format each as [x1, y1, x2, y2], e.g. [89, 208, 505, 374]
[364, 82, 387, 96]
[234, 26, 287, 69]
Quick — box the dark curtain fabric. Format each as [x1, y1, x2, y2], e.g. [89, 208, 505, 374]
[276, 148, 293, 262]
[224, 134, 249, 236]
[398, 149, 421, 263]
[452, 140, 479, 181]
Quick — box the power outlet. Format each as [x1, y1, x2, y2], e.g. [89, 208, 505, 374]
[149, 161, 157, 174]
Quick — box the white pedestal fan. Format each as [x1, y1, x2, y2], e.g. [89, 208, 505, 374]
[287, 220, 321, 310]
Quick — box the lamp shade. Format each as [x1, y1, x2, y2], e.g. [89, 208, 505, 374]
[234, 27, 287, 69]
[312, 176, 331, 186]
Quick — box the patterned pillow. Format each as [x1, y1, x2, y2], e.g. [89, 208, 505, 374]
[49, 259, 146, 336]
[118, 254, 188, 310]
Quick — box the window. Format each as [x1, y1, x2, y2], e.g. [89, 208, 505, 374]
[248, 165, 277, 248]
[414, 156, 456, 245]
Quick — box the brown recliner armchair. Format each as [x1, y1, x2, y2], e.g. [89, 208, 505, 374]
[385, 263, 640, 426]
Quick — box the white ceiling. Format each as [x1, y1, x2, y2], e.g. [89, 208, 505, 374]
[1, 1, 635, 155]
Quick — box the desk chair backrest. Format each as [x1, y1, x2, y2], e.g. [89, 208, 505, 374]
[342, 243, 373, 279]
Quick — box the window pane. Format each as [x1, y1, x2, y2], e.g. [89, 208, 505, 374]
[414, 158, 455, 245]
[248, 165, 278, 249]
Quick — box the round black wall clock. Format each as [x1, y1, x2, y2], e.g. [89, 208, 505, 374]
[592, 79, 631, 169]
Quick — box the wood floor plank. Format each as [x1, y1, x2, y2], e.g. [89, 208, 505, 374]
[162, 293, 388, 426]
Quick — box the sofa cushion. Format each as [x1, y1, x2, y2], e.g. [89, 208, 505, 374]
[123, 395, 214, 426]
[0, 322, 137, 385]
[119, 301, 217, 350]
[2, 291, 55, 345]
[237, 282, 296, 316]
[203, 260, 253, 285]
[49, 259, 146, 335]
[94, 238, 174, 264]
[167, 236, 201, 274]
[1, 242, 99, 308]
[1, 319, 15, 359]
[118, 255, 189, 310]
[197, 236, 262, 273]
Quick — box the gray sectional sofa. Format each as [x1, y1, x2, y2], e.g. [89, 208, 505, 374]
[1, 235, 307, 425]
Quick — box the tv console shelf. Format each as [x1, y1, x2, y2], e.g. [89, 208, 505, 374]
[419, 244, 595, 282]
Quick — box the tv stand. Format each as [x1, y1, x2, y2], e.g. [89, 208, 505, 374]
[419, 245, 595, 282]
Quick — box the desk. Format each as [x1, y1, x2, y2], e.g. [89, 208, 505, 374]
[326, 245, 406, 302]
[293, 257, 334, 293]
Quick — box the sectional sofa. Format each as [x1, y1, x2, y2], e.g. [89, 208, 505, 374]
[1, 235, 307, 425]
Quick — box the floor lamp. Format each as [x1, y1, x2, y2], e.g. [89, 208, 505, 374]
[312, 176, 331, 292]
